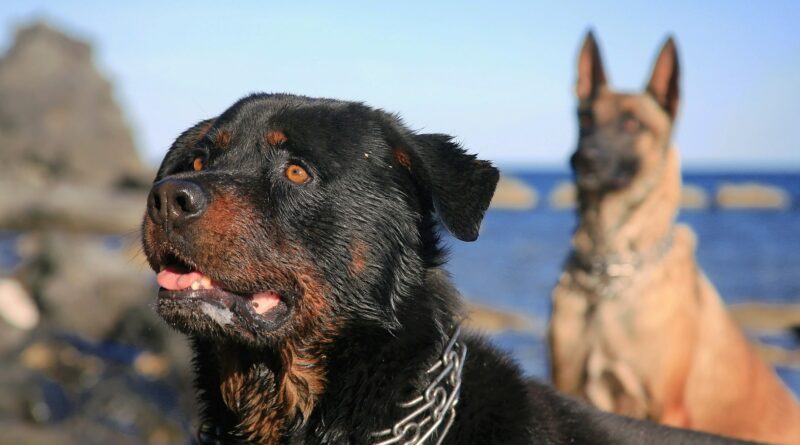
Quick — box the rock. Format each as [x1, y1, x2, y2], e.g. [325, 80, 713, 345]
[680, 184, 709, 209]
[549, 181, 576, 209]
[17, 233, 155, 339]
[2, 334, 194, 445]
[0, 422, 88, 445]
[0, 278, 39, 330]
[106, 304, 194, 381]
[465, 301, 544, 336]
[490, 176, 538, 210]
[0, 22, 153, 189]
[0, 181, 148, 234]
[750, 342, 800, 368]
[729, 303, 800, 332]
[716, 182, 791, 209]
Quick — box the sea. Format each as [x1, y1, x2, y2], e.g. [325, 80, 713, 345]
[1, 171, 799, 396]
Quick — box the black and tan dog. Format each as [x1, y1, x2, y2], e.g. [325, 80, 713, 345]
[549, 32, 800, 444]
[143, 93, 750, 444]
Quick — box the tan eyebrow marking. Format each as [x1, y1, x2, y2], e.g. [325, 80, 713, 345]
[393, 148, 411, 170]
[215, 129, 232, 148]
[265, 130, 288, 146]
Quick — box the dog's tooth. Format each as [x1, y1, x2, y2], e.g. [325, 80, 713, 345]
[191, 281, 201, 291]
[201, 276, 212, 289]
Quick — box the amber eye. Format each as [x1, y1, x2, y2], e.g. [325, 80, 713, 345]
[193, 156, 204, 172]
[285, 164, 310, 184]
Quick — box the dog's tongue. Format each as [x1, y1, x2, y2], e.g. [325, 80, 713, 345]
[251, 291, 280, 314]
[157, 267, 207, 291]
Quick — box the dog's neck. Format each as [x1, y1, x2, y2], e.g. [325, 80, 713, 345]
[572, 146, 681, 264]
[195, 266, 462, 444]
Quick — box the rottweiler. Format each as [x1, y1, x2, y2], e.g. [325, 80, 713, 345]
[142, 93, 752, 444]
[550, 32, 800, 444]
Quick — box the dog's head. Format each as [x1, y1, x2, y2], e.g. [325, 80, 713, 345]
[570, 31, 680, 192]
[141, 94, 498, 347]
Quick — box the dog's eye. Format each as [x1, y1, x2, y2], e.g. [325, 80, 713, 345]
[285, 164, 310, 184]
[193, 156, 205, 172]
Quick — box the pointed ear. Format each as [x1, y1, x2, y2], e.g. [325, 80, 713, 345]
[646, 36, 680, 120]
[576, 30, 608, 102]
[385, 125, 499, 241]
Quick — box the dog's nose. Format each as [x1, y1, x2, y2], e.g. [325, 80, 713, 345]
[147, 179, 208, 229]
[572, 146, 602, 170]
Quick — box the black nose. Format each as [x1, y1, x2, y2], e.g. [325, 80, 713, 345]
[571, 146, 602, 171]
[147, 179, 208, 229]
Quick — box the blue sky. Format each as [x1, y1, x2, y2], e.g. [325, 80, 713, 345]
[2, 1, 799, 170]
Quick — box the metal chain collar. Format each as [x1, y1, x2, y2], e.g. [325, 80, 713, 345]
[371, 324, 467, 445]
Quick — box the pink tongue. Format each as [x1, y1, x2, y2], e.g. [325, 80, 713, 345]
[251, 291, 280, 314]
[157, 268, 205, 291]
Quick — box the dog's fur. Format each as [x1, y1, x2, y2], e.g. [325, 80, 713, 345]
[143, 93, 751, 444]
[549, 32, 800, 444]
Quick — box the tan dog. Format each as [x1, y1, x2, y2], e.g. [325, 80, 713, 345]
[549, 32, 800, 445]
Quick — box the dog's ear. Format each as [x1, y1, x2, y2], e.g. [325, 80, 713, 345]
[646, 36, 680, 120]
[576, 30, 608, 102]
[384, 122, 499, 242]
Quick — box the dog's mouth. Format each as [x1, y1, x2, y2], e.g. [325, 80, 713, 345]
[158, 265, 281, 315]
[155, 253, 291, 329]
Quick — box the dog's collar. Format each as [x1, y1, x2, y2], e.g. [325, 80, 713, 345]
[371, 324, 467, 445]
[570, 230, 675, 299]
[572, 230, 675, 277]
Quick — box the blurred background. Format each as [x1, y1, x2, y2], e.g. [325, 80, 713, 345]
[0, 1, 797, 444]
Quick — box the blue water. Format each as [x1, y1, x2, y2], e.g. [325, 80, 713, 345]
[447, 170, 800, 392]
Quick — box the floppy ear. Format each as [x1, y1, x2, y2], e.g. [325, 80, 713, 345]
[576, 30, 608, 102]
[384, 124, 499, 242]
[646, 36, 680, 120]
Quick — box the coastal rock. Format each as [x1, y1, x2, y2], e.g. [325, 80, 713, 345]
[0, 181, 148, 234]
[716, 182, 791, 209]
[729, 303, 800, 332]
[465, 301, 544, 336]
[2, 335, 193, 445]
[549, 181, 576, 209]
[490, 175, 538, 210]
[680, 184, 709, 209]
[0, 278, 39, 330]
[17, 233, 155, 339]
[0, 22, 153, 188]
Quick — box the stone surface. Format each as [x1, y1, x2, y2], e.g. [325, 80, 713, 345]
[0, 22, 152, 189]
[716, 182, 791, 209]
[0, 181, 148, 234]
[729, 303, 800, 332]
[680, 184, 709, 209]
[549, 181, 576, 209]
[465, 301, 545, 336]
[0, 278, 39, 330]
[490, 175, 538, 210]
[14, 232, 155, 339]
